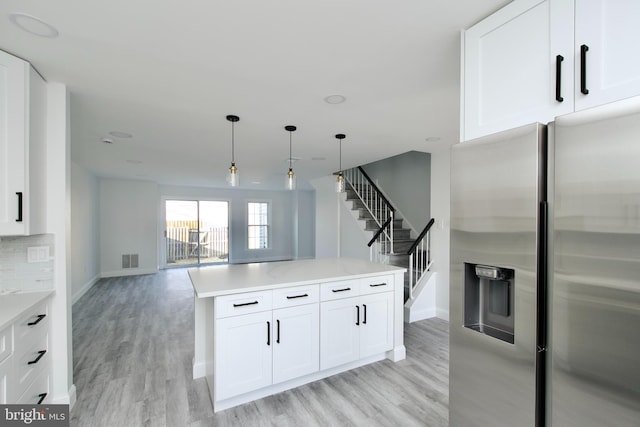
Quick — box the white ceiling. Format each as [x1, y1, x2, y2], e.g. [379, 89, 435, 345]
[0, 0, 509, 190]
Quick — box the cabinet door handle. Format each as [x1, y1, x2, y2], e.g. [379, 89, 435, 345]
[267, 321, 271, 346]
[363, 304, 367, 324]
[332, 287, 351, 293]
[28, 314, 47, 326]
[28, 350, 47, 365]
[37, 393, 47, 404]
[356, 305, 360, 326]
[580, 44, 589, 95]
[555, 55, 564, 102]
[276, 319, 280, 343]
[16, 192, 23, 222]
[233, 301, 258, 307]
[286, 293, 308, 299]
[369, 283, 387, 287]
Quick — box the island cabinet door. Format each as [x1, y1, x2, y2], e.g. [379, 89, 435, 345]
[359, 292, 394, 359]
[320, 297, 360, 370]
[272, 304, 319, 384]
[214, 311, 273, 401]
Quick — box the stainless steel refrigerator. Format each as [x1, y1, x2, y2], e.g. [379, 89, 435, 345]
[449, 96, 640, 426]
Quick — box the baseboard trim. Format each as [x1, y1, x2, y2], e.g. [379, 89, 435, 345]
[72, 275, 100, 305]
[436, 307, 450, 321]
[100, 268, 158, 278]
[50, 384, 76, 409]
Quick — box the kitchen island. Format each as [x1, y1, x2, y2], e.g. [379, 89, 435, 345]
[188, 258, 406, 412]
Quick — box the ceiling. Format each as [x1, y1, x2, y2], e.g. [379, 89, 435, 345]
[0, 0, 509, 190]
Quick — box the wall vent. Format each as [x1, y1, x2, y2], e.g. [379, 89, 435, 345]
[122, 254, 139, 269]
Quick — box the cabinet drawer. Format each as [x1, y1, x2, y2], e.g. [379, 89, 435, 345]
[14, 302, 49, 351]
[0, 325, 12, 363]
[215, 291, 272, 319]
[15, 333, 48, 399]
[360, 275, 394, 295]
[320, 279, 360, 301]
[17, 372, 49, 405]
[273, 284, 319, 309]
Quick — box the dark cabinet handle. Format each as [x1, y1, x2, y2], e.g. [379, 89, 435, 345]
[555, 55, 564, 102]
[276, 319, 280, 344]
[37, 393, 47, 404]
[267, 321, 270, 346]
[16, 192, 23, 222]
[369, 283, 387, 287]
[332, 288, 351, 293]
[580, 44, 589, 95]
[286, 293, 308, 299]
[28, 314, 46, 326]
[363, 304, 367, 324]
[28, 350, 47, 365]
[233, 301, 258, 307]
[356, 305, 360, 325]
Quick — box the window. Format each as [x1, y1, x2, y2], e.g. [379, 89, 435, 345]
[248, 202, 269, 249]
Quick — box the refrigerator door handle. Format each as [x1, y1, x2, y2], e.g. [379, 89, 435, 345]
[535, 200, 549, 427]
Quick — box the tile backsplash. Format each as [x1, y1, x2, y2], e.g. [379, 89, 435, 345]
[0, 234, 54, 291]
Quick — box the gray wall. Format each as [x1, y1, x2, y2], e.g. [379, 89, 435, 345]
[361, 150, 431, 233]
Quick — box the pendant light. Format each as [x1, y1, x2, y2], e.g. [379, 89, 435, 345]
[335, 133, 346, 192]
[285, 125, 297, 190]
[226, 115, 240, 187]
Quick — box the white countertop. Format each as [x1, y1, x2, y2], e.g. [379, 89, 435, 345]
[0, 290, 54, 330]
[188, 258, 406, 298]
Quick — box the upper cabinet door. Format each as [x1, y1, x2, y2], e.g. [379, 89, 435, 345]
[462, 0, 574, 141]
[574, 0, 640, 111]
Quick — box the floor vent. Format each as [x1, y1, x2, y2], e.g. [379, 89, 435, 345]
[122, 254, 139, 269]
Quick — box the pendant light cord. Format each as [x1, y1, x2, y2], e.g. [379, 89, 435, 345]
[289, 131, 293, 170]
[231, 121, 235, 164]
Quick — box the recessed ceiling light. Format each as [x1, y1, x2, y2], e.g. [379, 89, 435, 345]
[251, 181, 262, 185]
[100, 137, 114, 144]
[109, 131, 133, 138]
[9, 13, 59, 38]
[324, 94, 346, 105]
[284, 157, 301, 163]
[425, 136, 441, 142]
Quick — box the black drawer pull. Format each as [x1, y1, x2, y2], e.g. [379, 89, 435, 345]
[332, 287, 351, 293]
[28, 350, 47, 365]
[286, 293, 308, 299]
[355, 305, 360, 325]
[37, 393, 47, 404]
[233, 301, 258, 307]
[276, 319, 280, 344]
[580, 44, 589, 95]
[28, 314, 47, 326]
[555, 54, 564, 102]
[369, 283, 387, 287]
[363, 304, 367, 324]
[267, 321, 271, 346]
[16, 192, 23, 222]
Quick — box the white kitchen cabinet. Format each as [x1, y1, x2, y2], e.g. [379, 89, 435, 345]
[462, 0, 640, 141]
[0, 49, 47, 236]
[320, 287, 393, 370]
[272, 303, 319, 384]
[574, 0, 640, 111]
[214, 310, 273, 401]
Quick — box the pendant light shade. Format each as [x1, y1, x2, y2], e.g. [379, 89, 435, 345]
[335, 133, 346, 193]
[285, 125, 297, 190]
[226, 115, 240, 187]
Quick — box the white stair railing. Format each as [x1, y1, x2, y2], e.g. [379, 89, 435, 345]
[407, 218, 435, 300]
[343, 167, 395, 262]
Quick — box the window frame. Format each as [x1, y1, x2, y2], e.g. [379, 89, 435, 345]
[247, 200, 271, 250]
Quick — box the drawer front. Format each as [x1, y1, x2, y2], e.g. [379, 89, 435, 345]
[272, 284, 319, 309]
[320, 279, 360, 301]
[360, 275, 394, 295]
[215, 290, 273, 319]
[0, 325, 12, 363]
[17, 372, 49, 405]
[16, 333, 49, 399]
[15, 302, 49, 351]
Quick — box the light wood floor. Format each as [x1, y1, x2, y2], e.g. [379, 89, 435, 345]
[70, 269, 449, 427]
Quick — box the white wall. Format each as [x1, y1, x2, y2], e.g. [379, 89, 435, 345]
[310, 176, 339, 258]
[430, 148, 451, 320]
[158, 185, 313, 264]
[70, 162, 100, 302]
[339, 193, 370, 260]
[99, 179, 159, 276]
[361, 151, 431, 233]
